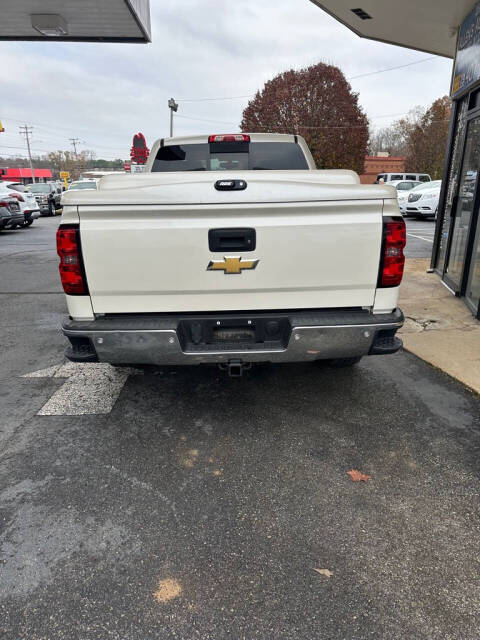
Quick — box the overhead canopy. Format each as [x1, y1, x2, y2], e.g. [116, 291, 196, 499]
[1, 168, 53, 180]
[309, 0, 477, 58]
[0, 0, 150, 43]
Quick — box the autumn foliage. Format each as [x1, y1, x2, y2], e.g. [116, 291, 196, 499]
[240, 62, 369, 174]
[404, 97, 451, 179]
[369, 96, 452, 179]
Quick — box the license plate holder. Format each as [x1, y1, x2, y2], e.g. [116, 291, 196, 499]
[177, 315, 291, 352]
[213, 327, 255, 342]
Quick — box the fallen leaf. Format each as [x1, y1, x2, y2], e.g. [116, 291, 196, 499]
[154, 578, 182, 603]
[313, 568, 333, 578]
[347, 469, 371, 483]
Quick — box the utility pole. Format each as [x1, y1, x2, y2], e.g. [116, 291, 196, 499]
[69, 137, 81, 159]
[19, 125, 35, 183]
[168, 98, 178, 137]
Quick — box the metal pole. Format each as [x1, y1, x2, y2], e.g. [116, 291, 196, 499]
[19, 125, 35, 183]
[168, 98, 178, 138]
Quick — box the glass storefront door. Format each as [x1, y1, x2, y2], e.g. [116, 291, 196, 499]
[466, 218, 480, 314]
[444, 117, 480, 292]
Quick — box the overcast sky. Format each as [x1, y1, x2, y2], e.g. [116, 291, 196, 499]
[0, 0, 453, 162]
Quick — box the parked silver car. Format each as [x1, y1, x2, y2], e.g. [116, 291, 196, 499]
[0, 196, 22, 230]
[0, 181, 40, 227]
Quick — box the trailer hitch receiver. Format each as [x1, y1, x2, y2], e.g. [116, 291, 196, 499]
[218, 360, 252, 377]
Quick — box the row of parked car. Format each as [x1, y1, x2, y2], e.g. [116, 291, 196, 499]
[0, 179, 97, 231]
[374, 172, 441, 220]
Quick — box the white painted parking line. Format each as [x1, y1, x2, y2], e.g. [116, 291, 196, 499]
[407, 233, 434, 243]
[23, 362, 143, 415]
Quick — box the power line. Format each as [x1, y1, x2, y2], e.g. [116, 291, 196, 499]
[347, 56, 437, 80]
[178, 94, 254, 103]
[69, 137, 82, 159]
[19, 125, 35, 182]
[177, 56, 438, 103]
[176, 114, 238, 126]
[177, 112, 450, 131]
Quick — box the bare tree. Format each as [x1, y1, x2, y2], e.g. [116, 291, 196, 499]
[369, 107, 425, 156]
[404, 97, 451, 179]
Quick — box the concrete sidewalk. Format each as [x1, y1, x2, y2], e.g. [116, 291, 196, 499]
[398, 259, 480, 394]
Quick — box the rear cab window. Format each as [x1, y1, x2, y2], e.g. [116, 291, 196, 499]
[152, 141, 309, 172]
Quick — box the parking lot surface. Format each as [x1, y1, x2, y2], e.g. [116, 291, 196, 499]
[1, 217, 479, 640]
[404, 218, 436, 258]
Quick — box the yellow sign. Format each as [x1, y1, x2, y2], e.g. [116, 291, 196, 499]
[60, 171, 70, 189]
[0, 121, 4, 133]
[207, 256, 259, 274]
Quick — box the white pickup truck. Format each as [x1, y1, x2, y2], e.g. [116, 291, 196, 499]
[57, 133, 405, 376]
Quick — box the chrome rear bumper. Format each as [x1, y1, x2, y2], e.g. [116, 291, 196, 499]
[63, 309, 404, 365]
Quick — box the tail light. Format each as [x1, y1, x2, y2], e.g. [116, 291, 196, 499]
[208, 134, 250, 143]
[8, 192, 24, 202]
[0, 200, 11, 208]
[379, 218, 406, 287]
[56, 225, 88, 295]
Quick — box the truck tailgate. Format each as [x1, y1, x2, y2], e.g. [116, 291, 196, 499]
[78, 198, 383, 314]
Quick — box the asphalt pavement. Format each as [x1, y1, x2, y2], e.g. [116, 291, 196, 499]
[404, 218, 436, 259]
[1, 215, 479, 640]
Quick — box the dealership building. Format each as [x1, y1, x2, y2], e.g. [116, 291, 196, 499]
[312, 0, 480, 318]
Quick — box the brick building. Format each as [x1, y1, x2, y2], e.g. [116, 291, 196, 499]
[359, 154, 406, 184]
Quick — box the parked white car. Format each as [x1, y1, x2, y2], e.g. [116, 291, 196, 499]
[0, 181, 40, 227]
[388, 180, 421, 213]
[67, 180, 98, 191]
[375, 172, 431, 183]
[404, 180, 442, 219]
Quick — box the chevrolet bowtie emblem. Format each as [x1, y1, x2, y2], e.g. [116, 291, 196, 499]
[207, 256, 259, 274]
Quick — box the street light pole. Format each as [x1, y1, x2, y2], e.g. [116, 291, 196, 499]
[168, 98, 178, 137]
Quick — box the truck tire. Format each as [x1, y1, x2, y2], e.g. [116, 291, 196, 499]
[328, 356, 362, 367]
[50, 201, 56, 216]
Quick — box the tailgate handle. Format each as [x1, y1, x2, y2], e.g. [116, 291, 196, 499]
[214, 179, 247, 191]
[209, 228, 256, 252]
